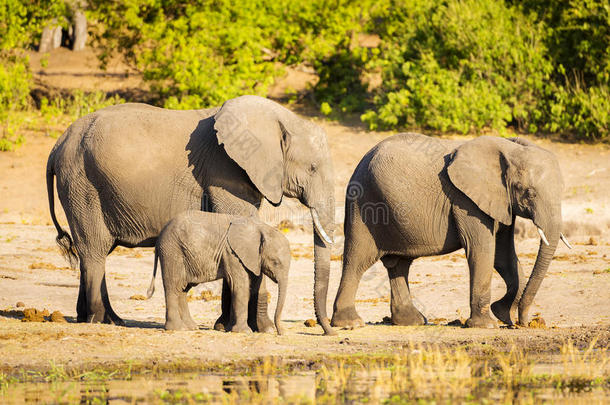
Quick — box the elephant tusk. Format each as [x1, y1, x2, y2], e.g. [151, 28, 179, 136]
[311, 208, 333, 245]
[537, 228, 550, 246]
[560, 233, 573, 249]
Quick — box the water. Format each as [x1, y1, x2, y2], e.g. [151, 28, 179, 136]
[2, 367, 608, 404]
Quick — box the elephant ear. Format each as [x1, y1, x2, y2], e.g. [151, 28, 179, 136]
[447, 136, 513, 226]
[214, 95, 284, 205]
[227, 220, 261, 276]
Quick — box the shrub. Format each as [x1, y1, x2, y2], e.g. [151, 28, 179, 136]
[362, 0, 552, 134]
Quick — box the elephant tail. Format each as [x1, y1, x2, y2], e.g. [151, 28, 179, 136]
[46, 151, 78, 269]
[146, 247, 159, 299]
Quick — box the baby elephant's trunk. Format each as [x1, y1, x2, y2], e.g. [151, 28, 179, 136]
[274, 276, 287, 335]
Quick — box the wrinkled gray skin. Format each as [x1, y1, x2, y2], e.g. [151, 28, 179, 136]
[46, 95, 336, 335]
[146, 211, 290, 333]
[332, 133, 568, 329]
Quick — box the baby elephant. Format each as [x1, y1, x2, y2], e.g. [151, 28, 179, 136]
[147, 211, 291, 333]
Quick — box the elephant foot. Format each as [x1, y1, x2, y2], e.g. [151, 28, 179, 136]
[465, 313, 497, 329]
[164, 319, 192, 331]
[214, 314, 229, 332]
[182, 317, 199, 331]
[103, 311, 125, 326]
[331, 306, 365, 329]
[391, 305, 427, 326]
[231, 324, 253, 334]
[79, 306, 125, 326]
[491, 300, 514, 326]
[252, 315, 274, 334]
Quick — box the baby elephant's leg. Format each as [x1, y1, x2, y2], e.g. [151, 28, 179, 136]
[227, 274, 252, 333]
[179, 285, 199, 330]
[162, 258, 191, 331]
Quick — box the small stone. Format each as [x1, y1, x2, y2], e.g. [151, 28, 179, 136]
[447, 319, 464, 327]
[50, 311, 67, 323]
[382, 316, 392, 324]
[129, 294, 147, 301]
[304, 319, 316, 327]
[15, 302, 25, 308]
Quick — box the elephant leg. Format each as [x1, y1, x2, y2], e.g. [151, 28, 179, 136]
[491, 226, 525, 325]
[178, 288, 198, 330]
[464, 247, 497, 329]
[384, 257, 426, 326]
[248, 275, 274, 333]
[228, 275, 252, 334]
[331, 231, 378, 328]
[70, 211, 123, 325]
[76, 250, 123, 325]
[77, 254, 106, 323]
[213, 280, 232, 331]
[164, 290, 189, 331]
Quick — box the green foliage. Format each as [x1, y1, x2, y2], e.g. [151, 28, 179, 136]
[362, 0, 553, 134]
[0, 0, 70, 151]
[1, 0, 607, 142]
[0, 54, 31, 111]
[89, 0, 283, 108]
[39, 90, 125, 137]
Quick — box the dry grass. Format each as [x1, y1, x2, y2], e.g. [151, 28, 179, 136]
[2, 338, 606, 403]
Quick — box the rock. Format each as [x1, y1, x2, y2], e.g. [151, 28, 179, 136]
[71, 10, 87, 51]
[129, 294, 147, 301]
[50, 311, 67, 323]
[304, 319, 316, 327]
[15, 302, 25, 308]
[22, 308, 45, 322]
[382, 316, 392, 324]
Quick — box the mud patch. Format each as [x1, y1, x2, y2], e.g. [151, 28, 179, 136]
[529, 316, 547, 329]
[22, 308, 48, 322]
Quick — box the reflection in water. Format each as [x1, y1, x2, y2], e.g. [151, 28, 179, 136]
[3, 369, 608, 404]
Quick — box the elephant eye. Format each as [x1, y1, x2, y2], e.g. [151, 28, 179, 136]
[309, 163, 318, 173]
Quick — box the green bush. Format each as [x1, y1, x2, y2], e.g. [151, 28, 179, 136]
[0, 0, 69, 150]
[362, 0, 552, 134]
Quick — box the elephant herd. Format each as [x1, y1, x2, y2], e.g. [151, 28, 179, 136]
[46, 95, 571, 335]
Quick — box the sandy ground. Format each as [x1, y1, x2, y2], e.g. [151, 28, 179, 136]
[0, 47, 609, 372]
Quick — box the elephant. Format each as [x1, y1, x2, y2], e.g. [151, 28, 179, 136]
[331, 133, 572, 329]
[46, 95, 336, 335]
[146, 211, 290, 333]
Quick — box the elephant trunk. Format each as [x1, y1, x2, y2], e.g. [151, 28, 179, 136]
[518, 214, 560, 326]
[310, 207, 337, 336]
[274, 275, 287, 335]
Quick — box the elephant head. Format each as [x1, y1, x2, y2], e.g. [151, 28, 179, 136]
[227, 220, 291, 335]
[214, 95, 335, 335]
[447, 136, 571, 325]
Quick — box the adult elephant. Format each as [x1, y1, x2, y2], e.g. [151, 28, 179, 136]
[331, 133, 571, 329]
[46, 95, 336, 335]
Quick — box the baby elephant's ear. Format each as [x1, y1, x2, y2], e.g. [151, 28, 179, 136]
[227, 220, 261, 276]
